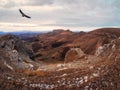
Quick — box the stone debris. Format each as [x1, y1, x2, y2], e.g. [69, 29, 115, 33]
[4, 61, 13, 70]
[92, 73, 99, 77]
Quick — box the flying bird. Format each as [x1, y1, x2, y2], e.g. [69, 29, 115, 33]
[19, 9, 31, 19]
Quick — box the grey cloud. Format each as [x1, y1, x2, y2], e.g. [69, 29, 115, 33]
[112, 0, 120, 9]
[25, 0, 54, 6]
[0, 0, 16, 8]
[0, 9, 24, 23]
[0, 0, 55, 9]
[0, 0, 114, 10]
[0, 0, 120, 31]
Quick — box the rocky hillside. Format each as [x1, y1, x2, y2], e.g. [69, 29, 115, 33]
[0, 28, 120, 90]
[30, 28, 120, 62]
[0, 34, 38, 72]
[74, 28, 120, 54]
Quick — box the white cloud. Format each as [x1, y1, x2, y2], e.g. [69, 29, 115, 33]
[0, 0, 120, 32]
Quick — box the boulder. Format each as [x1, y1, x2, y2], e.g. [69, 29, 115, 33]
[65, 48, 85, 63]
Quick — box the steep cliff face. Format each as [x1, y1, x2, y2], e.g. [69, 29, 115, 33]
[0, 34, 36, 71]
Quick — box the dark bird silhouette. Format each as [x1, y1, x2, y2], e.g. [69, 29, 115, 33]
[19, 9, 31, 19]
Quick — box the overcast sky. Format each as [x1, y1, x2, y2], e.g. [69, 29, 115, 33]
[0, 0, 120, 32]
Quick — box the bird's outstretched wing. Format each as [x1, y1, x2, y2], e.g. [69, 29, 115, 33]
[19, 9, 31, 19]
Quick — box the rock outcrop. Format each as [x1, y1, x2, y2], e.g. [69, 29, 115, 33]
[65, 48, 85, 63]
[0, 34, 37, 71]
[95, 38, 119, 58]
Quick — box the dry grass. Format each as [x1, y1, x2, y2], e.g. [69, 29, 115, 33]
[24, 70, 48, 77]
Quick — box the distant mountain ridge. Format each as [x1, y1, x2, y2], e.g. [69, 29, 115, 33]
[28, 28, 120, 62]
